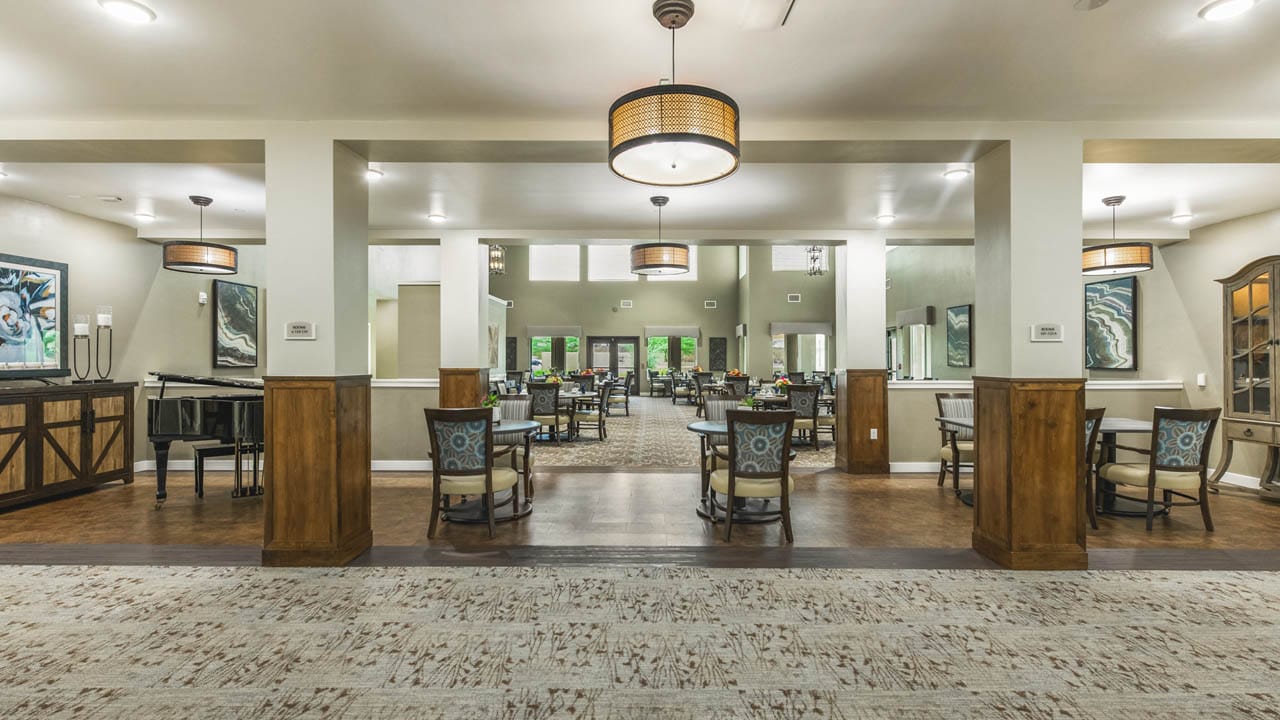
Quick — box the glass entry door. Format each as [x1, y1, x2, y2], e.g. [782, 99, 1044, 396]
[587, 336, 640, 393]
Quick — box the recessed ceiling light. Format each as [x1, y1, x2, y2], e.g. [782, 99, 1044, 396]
[98, 0, 157, 23]
[942, 168, 971, 181]
[427, 213, 448, 223]
[366, 167, 384, 181]
[876, 214, 896, 225]
[1170, 213, 1195, 224]
[134, 212, 155, 223]
[0, 171, 7, 179]
[1198, 0, 1260, 21]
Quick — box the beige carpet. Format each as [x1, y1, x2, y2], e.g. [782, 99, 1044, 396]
[0, 565, 1277, 718]
[535, 396, 836, 468]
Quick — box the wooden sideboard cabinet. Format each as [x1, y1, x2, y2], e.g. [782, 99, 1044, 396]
[1215, 257, 1280, 499]
[0, 382, 136, 511]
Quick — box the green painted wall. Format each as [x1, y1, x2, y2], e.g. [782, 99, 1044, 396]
[885, 245, 976, 380]
[742, 245, 836, 379]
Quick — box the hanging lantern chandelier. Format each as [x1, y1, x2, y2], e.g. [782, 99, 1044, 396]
[488, 244, 506, 275]
[608, 0, 740, 187]
[1082, 195, 1153, 275]
[631, 196, 690, 275]
[806, 245, 825, 277]
[162, 196, 238, 275]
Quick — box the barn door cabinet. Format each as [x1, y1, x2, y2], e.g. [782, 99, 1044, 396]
[0, 382, 135, 511]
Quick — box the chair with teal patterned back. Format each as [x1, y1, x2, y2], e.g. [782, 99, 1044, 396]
[423, 407, 519, 539]
[1083, 407, 1106, 530]
[718, 409, 797, 543]
[1098, 406, 1221, 531]
[786, 384, 821, 450]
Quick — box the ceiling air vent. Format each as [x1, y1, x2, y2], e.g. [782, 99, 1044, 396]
[620, 299, 634, 309]
[704, 300, 717, 309]
[505, 300, 514, 309]
[786, 293, 802, 303]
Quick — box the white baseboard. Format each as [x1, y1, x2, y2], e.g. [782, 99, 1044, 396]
[1214, 469, 1260, 489]
[134, 459, 433, 473]
[890, 461, 970, 474]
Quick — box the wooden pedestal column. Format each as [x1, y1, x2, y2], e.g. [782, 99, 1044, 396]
[262, 375, 371, 566]
[834, 369, 890, 474]
[972, 376, 1087, 570]
[440, 368, 490, 408]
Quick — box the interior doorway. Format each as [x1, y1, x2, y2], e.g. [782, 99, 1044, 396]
[588, 336, 640, 392]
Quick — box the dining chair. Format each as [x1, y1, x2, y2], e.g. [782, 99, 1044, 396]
[607, 373, 634, 415]
[716, 409, 797, 543]
[528, 382, 566, 445]
[1097, 406, 1221, 531]
[725, 376, 750, 396]
[423, 407, 518, 539]
[672, 372, 693, 405]
[700, 395, 744, 501]
[786, 383, 821, 450]
[505, 370, 525, 394]
[570, 373, 595, 393]
[1083, 407, 1106, 530]
[787, 371, 806, 385]
[692, 371, 715, 417]
[573, 381, 612, 440]
[935, 392, 974, 493]
[495, 394, 535, 499]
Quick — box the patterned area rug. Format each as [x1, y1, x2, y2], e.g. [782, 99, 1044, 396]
[1, 565, 1277, 719]
[535, 396, 836, 468]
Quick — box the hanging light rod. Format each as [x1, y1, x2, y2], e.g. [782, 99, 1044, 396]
[608, 0, 741, 187]
[1082, 195, 1153, 276]
[162, 196, 238, 275]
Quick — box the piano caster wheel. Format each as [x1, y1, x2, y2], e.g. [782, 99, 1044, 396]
[155, 500, 165, 510]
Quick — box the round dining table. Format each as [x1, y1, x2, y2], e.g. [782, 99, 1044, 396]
[441, 419, 540, 524]
[687, 420, 785, 525]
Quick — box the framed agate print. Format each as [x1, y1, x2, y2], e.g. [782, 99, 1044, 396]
[212, 279, 258, 368]
[1084, 275, 1138, 370]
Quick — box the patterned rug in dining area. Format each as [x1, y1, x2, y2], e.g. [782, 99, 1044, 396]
[533, 396, 837, 468]
[0, 564, 1275, 719]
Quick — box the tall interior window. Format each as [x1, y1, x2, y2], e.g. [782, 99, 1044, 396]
[679, 336, 697, 368]
[530, 336, 581, 374]
[647, 336, 670, 374]
[587, 245, 637, 282]
[771, 334, 786, 375]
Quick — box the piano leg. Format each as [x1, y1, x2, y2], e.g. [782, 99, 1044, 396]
[252, 443, 263, 496]
[231, 440, 244, 498]
[153, 440, 171, 510]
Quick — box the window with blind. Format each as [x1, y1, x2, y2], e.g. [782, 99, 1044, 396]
[587, 245, 637, 281]
[529, 245, 581, 281]
[771, 245, 828, 273]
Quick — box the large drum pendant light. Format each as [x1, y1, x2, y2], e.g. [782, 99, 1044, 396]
[162, 195, 238, 275]
[608, 0, 740, 187]
[1082, 196, 1153, 275]
[631, 196, 690, 275]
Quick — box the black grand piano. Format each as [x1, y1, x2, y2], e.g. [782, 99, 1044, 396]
[147, 372, 265, 509]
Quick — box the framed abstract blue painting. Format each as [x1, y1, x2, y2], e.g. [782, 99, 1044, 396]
[212, 279, 258, 368]
[0, 253, 69, 379]
[1084, 275, 1138, 370]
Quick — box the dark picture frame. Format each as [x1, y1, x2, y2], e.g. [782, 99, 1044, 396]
[945, 304, 973, 368]
[0, 253, 70, 379]
[212, 279, 259, 368]
[1084, 275, 1138, 370]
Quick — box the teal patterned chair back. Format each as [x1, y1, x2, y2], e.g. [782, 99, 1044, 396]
[529, 383, 559, 416]
[725, 376, 749, 395]
[787, 384, 820, 418]
[426, 415, 490, 473]
[1153, 410, 1218, 468]
[727, 410, 794, 477]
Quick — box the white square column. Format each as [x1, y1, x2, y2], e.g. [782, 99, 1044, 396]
[834, 232, 887, 370]
[439, 233, 490, 369]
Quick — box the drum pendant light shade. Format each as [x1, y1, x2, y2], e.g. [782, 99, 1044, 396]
[1081, 196, 1152, 275]
[163, 195, 237, 274]
[608, 84, 740, 187]
[1081, 242, 1153, 275]
[631, 243, 691, 275]
[162, 241, 238, 274]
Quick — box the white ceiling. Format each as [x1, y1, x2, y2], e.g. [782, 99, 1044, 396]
[5, 160, 1280, 241]
[1, 0, 1278, 122]
[367, 162, 975, 234]
[0, 163, 265, 237]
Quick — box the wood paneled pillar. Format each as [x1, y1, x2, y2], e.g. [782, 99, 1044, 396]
[262, 375, 371, 567]
[440, 368, 490, 408]
[972, 376, 1086, 570]
[834, 369, 889, 474]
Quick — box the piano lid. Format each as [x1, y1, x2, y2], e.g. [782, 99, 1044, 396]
[149, 372, 264, 391]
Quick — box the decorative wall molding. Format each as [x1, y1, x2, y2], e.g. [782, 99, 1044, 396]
[888, 379, 1184, 391]
[890, 461, 964, 474]
[371, 378, 440, 389]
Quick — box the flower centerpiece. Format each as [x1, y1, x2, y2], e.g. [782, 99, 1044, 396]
[692, 365, 704, 372]
[547, 374, 563, 384]
[481, 392, 502, 423]
[582, 368, 593, 375]
[774, 376, 792, 390]
[726, 368, 743, 377]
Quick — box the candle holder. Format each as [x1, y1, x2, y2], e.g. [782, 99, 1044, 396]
[94, 305, 114, 383]
[72, 314, 93, 383]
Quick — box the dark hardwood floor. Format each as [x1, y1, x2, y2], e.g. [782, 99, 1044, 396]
[0, 469, 1276, 568]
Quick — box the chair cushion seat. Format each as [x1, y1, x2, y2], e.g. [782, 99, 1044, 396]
[940, 441, 975, 462]
[438, 466, 519, 495]
[576, 409, 605, 419]
[675, 388, 692, 396]
[709, 469, 795, 498]
[793, 418, 816, 430]
[817, 415, 836, 427]
[533, 414, 564, 427]
[493, 432, 528, 446]
[1099, 462, 1203, 491]
[607, 396, 628, 403]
